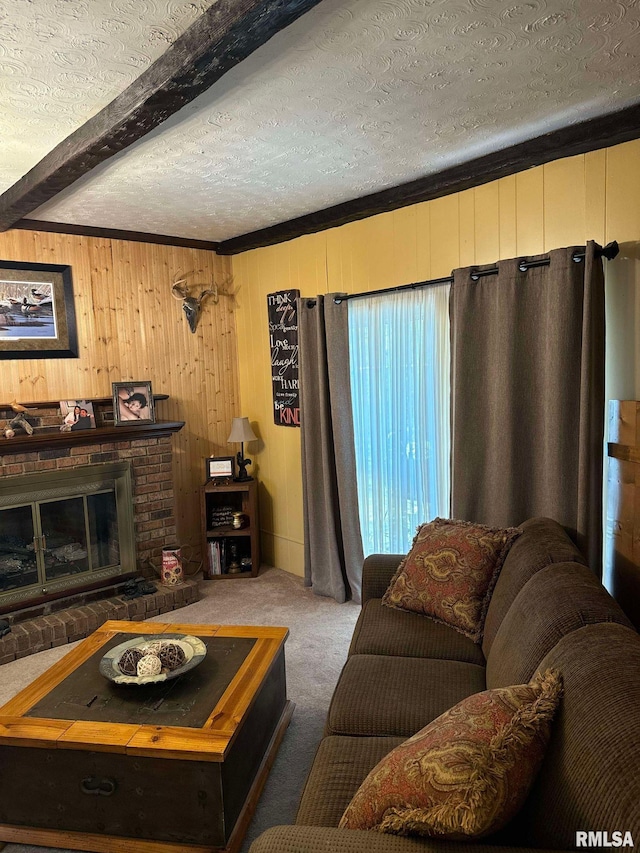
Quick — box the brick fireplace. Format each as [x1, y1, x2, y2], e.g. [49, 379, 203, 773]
[0, 416, 200, 662]
[0, 433, 176, 598]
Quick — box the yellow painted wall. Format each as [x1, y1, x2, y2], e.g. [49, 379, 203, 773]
[0, 229, 237, 564]
[233, 139, 640, 577]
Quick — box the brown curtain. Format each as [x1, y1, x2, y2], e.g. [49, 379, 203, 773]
[450, 242, 605, 573]
[298, 294, 364, 603]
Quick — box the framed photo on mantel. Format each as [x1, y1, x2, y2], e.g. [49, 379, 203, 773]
[60, 400, 96, 432]
[0, 260, 78, 359]
[112, 381, 156, 426]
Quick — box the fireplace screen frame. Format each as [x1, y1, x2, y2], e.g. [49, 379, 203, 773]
[0, 462, 136, 610]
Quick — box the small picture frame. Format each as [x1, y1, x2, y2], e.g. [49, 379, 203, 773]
[59, 400, 97, 432]
[112, 381, 155, 426]
[206, 456, 235, 482]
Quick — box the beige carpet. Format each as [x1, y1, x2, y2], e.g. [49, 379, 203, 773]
[0, 567, 360, 853]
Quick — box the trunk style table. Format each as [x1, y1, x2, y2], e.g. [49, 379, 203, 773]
[0, 620, 293, 853]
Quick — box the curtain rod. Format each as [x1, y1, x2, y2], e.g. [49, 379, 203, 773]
[330, 241, 619, 305]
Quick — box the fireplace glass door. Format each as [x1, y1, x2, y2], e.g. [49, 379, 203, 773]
[0, 462, 135, 609]
[0, 504, 38, 594]
[87, 491, 120, 569]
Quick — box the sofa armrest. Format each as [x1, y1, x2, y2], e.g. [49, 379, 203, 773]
[361, 553, 405, 603]
[249, 826, 561, 853]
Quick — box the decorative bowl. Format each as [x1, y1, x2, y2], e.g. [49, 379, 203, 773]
[99, 634, 207, 685]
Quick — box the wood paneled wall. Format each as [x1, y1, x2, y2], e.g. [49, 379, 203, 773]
[0, 229, 238, 569]
[232, 139, 640, 578]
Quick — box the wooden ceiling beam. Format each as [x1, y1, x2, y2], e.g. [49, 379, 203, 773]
[0, 0, 326, 232]
[216, 101, 640, 255]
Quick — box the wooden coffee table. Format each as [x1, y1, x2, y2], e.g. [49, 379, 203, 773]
[0, 620, 293, 853]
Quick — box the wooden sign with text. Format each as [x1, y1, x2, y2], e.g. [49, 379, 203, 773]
[267, 289, 300, 427]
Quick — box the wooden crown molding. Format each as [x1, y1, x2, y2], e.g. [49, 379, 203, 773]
[14, 220, 221, 252]
[216, 100, 640, 255]
[0, 0, 327, 233]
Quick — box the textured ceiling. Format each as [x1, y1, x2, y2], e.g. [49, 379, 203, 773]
[8, 0, 640, 242]
[0, 0, 217, 194]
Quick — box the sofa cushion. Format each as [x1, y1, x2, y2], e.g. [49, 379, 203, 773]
[482, 517, 587, 657]
[326, 654, 486, 738]
[349, 599, 485, 665]
[504, 623, 640, 848]
[296, 735, 404, 827]
[382, 518, 521, 643]
[249, 825, 565, 853]
[486, 562, 634, 689]
[339, 670, 562, 839]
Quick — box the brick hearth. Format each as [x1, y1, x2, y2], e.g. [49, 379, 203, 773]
[0, 579, 199, 664]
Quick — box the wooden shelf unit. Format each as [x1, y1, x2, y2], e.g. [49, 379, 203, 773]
[201, 479, 260, 579]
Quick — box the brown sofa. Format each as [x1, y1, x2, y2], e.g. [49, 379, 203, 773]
[250, 518, 640, 853]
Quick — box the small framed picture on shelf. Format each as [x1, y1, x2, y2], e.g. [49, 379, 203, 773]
[112, 381, 155, 426]
[206, 456, 235, 482]
[59, 400, 97, 432]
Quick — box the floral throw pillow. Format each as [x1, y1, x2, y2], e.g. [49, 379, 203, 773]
[339, 670, 562, 839]
[382, 517, 521, 642]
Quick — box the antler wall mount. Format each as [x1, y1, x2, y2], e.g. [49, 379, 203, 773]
[171, 273, 218, 334]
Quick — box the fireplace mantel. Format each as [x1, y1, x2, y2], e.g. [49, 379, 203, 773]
[0, 421, 185, 455]
[0, 394, 180, 455]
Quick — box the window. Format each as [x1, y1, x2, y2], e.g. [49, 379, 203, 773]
[348, 284, 451, 555]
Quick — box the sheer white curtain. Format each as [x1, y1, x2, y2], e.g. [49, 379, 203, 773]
[348, 284, 451, 555]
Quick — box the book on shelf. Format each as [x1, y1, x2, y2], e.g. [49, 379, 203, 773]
[207, 539, 227, 575]
[209, 539, 223, 575]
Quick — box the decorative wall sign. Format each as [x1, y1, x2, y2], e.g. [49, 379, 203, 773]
[0, 260, 78, 359]
[267, 289, 300, 427]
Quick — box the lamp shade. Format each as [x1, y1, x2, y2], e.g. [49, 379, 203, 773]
[227, 417, 257, 444]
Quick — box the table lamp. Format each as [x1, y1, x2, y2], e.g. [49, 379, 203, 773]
[228, 417, 257, 481]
